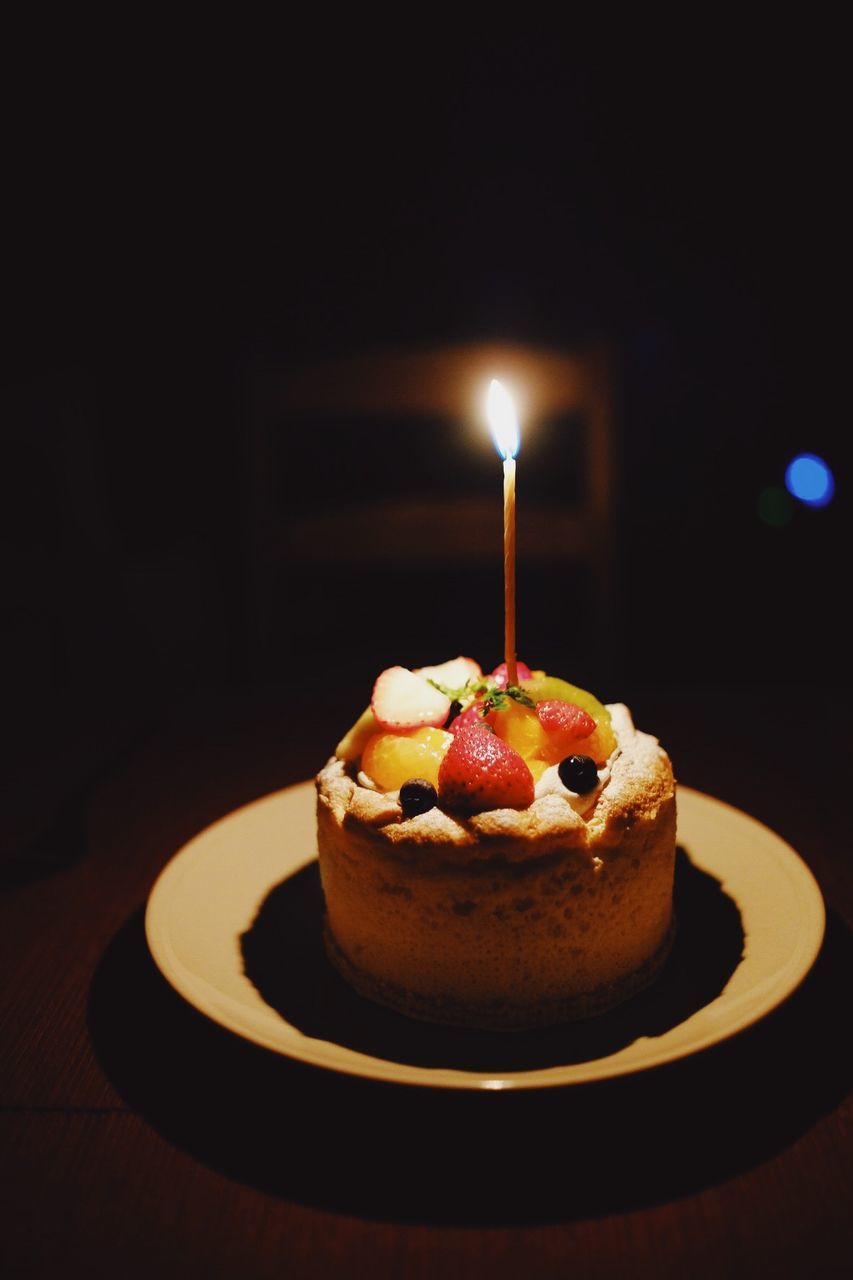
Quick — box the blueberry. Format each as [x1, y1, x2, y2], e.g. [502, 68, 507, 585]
[558, 755, 599, 794]
[400, 778, 438, 818]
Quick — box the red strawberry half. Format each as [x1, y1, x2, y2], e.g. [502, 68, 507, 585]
[438, 723, 534, 813]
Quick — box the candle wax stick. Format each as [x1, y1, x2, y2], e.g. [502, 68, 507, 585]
[503, 457, 517, 686]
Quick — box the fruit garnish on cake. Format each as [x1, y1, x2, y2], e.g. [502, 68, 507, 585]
[336, 656, 618, 819]
[316, 656, 677, 1029]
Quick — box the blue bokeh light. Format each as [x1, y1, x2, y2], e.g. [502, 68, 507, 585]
[784, 453, 835, 507]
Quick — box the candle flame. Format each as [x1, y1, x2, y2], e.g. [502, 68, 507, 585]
[487, 379, 520, 460]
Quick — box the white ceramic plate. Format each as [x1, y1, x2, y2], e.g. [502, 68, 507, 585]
[145, 784, 825, 1090]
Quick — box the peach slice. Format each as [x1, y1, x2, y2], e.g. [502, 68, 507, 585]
[362, 727, 453, 791]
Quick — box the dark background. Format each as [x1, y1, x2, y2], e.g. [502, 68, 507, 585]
[2, 34, 852, 1279]
[3, 34, 849, 846]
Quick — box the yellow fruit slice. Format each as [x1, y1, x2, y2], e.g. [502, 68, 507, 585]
[492, 701, 547, 761]
[491, 702, 556, 781]
[527, 757, 551, 783]
[569, 725, 617, 766]
[336, 706, 378, 762]
[361, 727, 454, 791]
[521, 675, 617, 764]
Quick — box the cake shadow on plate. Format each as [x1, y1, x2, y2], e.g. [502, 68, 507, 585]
[240, 847, 744, 1073]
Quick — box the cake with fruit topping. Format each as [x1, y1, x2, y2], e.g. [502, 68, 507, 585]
[315, 657, 676, 1030]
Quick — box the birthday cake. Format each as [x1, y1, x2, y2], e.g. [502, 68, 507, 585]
[315, 657, 676, 1030]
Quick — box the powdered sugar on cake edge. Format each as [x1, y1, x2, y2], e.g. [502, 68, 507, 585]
[317, 703, 675, 858]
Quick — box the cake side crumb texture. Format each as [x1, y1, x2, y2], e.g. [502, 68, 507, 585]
[315, 703, 676, 1029]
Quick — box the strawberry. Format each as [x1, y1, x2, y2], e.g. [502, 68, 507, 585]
[372, 666, 451, 730]
[415, 656, 483, 686]
[448, 703, 497, 733]
[438, 723, 534, 813]
[490, 660, 534, 689]
[536, 700, 596, 740]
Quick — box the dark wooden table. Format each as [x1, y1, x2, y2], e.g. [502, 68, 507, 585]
[3, 685, 851, 1279]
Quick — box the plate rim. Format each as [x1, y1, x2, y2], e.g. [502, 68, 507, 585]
[144, 783, 826, 1091]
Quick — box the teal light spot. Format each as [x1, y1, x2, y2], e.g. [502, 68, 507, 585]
[757, 486, 793, 527]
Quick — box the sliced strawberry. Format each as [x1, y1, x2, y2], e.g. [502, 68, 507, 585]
[536, 700, 597, 739]
[490, 660, 534, 689]
[438, 722, 534, 813]
[448, 702, 497, 733]
[371, 666, 452, 730]
[415, 656, 483, 686]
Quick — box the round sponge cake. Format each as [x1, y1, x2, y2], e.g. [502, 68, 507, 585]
[315, 704, 676, 1030]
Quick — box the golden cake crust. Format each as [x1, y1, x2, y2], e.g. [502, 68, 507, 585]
[315, 704, 676, 1029]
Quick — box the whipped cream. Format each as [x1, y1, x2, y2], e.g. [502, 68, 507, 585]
[358, 750, 618, 818]
[533, 751, 617, 814]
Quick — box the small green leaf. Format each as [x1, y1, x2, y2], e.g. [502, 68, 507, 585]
[506, 685, 536, 709]
[427, 677, 479, 703]
[482, 688, 509, 713]
[427, 678, 456, 698]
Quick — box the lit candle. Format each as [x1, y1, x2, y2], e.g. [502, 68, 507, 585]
[487, 379, 521, 686]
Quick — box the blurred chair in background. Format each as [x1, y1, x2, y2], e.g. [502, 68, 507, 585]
[244, 342, 615, 686]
